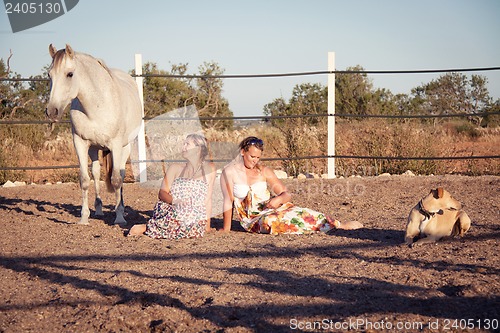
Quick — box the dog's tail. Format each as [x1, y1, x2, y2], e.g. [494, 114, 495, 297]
[451, 221, 460, 237]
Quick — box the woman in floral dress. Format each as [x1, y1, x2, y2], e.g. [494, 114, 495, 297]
[220, 136, 362, 234]
[128, 134, 216, 239]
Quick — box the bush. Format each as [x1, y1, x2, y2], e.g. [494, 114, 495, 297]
[336, 119, 452, 176]
[0, 148, 24, 184]
[1, 118, 498, 184]
[454, 121, 481, 138]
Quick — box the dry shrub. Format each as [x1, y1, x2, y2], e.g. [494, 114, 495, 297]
[206, 119, 498, 177]
[270, 119, 325, 176]
[1, 120, 498, 184]
[205, 122, 326, 176]
[0, 124, 48, 183]
[0, 138, 25, 184]
[438, 125, 500, 175]
[1, 129, 79, 184]
[204, 123, 281, 172]
[443, 120, 482, 138]
[335, 119, 483, 176]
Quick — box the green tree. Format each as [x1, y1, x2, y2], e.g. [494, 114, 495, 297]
[263, 96, 288, 125]
[411, 73, 492, 124]
[469, 75, 492, 124]
[0, 58, 12, 119]
[195, 61, 233, 130]
[140, 61, 233, 130]
[264, 66, 401, 121]
[393, 93, 416, 119]
[263, 83, 327, 127]
[480, 99, 500, 127]
[335, 65, 375, 116]
[371, 88, 398, 116]
[263, 83, 328, 176]
[289, 83, 328, 126]
[0, 59, 50, 121]
[140, 62, 194, 118]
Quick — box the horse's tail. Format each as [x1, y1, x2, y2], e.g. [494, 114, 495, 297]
[102, 150, 114, 193]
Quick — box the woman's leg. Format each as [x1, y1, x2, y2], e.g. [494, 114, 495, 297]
[337, 220, 363, 230]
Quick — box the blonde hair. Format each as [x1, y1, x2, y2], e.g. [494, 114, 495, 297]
[186, 133, 209, 161]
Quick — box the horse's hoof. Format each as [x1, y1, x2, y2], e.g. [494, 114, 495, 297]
[95, 211, 104, 216]
[114, 219, 127, 226]
[77, 220, 90, 225]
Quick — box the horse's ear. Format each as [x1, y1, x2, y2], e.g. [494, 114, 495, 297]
[49, 44, 57, 58]
[65, 44, 75, 59]
[437, 187, 444, 198]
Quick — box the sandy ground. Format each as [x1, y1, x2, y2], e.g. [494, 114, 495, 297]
[0, 175, 499, 332]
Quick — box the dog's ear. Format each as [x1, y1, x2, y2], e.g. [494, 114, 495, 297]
[437, 187, 444, 198]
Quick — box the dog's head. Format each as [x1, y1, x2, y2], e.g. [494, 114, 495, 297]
[421, 187, 463, 213]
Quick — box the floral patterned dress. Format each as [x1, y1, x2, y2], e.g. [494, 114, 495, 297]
[233, 181, 338, 235]
[145, 176, 208, 240]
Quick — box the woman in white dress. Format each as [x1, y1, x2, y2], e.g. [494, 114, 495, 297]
[220, 136, 362, 234]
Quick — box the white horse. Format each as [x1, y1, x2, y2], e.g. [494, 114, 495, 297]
[46, 44, 142, 225]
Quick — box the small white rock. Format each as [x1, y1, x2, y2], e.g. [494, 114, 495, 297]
[2, 180, 15, 188]
[274, 170, 288, 179]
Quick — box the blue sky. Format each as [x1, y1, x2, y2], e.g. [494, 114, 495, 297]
[1, 0, 499, 116]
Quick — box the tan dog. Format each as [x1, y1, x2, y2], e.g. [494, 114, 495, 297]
[405, 188, 471, 247]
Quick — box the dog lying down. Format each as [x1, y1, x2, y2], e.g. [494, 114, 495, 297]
[405, 187, 471, 247]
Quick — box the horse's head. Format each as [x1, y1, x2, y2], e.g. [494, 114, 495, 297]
[46, 44, 79, 122]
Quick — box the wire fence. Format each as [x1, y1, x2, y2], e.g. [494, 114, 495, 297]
[2, 153, 499, 172]
[1, 66, 500, 172]
[2, 66, 500, 81]
[2, 111, 500, 124]
[1, 111, 499, 171]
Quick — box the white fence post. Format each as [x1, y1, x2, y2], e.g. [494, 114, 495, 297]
[327, 52, 336, 178]
[135, 54, 147, 183]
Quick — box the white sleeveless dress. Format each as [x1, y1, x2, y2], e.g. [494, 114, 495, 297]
[233, 181, 337, 234]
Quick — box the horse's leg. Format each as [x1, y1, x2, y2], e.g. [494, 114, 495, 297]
[110, 145, 128, 225]
[73, 135, 91, 225]
[88, 146, 103, 216]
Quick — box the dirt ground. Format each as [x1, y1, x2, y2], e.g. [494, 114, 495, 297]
[0, 175, 499, 333]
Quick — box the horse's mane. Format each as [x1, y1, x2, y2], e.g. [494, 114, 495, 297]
[51, 49, 112, 77]
[50, 49, 67, 70]
[93, 56, 112, 75]
[77, 53, 113, 77]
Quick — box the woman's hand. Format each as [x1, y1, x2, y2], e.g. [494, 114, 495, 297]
[265, 191, 291, 209]
[265, 196, 282, 209]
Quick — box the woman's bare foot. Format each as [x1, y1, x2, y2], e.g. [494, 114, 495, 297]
[128, 224, 146, 236]
[338, 220, 363, 230]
